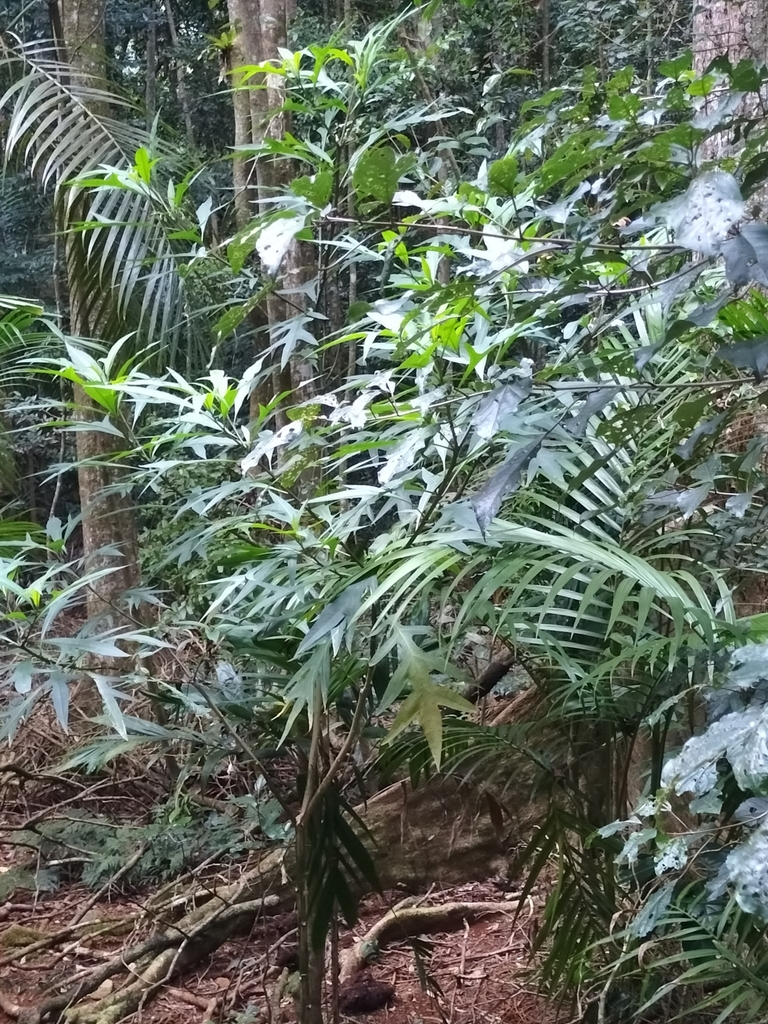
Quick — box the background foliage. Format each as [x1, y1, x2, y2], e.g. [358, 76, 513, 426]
[3, 0, 768, 1022]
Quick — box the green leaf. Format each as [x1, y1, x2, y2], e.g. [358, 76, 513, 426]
[296, 578, 374, 656]
[291, 169, 333, 207]
[384, 678, 474, 770]
[133, 147, 157, 184]
[717, 339, 768, 382]
[659, 50, 692, 79]
[227, 223, 260, 275]
[630, 881, 676, 938]
[470, 437, 544, 535]
[352, 146, 413, 205]
[488, 156, 518, 197]
[213, 287, 269, 342]
[48, 671, 70, 733]
[335, 814, 380, 892]
[730, 59, 763, 92]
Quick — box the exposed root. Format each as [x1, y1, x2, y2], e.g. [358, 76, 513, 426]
[11, 843, 286, 1024]
[339, 900, 519, 982]
[9, 778, 527, 1024]
[0, 917, 137, 969]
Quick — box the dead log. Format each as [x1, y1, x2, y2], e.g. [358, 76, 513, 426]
[463, 654, 515, 703]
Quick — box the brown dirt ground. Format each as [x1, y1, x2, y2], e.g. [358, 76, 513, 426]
[0, 700, 561, 1024]
[0, 876, 559, 1024]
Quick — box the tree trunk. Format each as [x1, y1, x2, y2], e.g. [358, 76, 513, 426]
[540, 0, 550, 89]
[260, 0, 294, 420]
[260, 0, 319, 420]
[693, 0, 768, 163]
[226, 0, 255, 232]
[59, 0, 106, 85]
[59, 0, 142, 630]
[226, 0, 273, 417]
[693, 0, 768, 70]
[145, 0, 157, 126]
[164, 0, 195, 150]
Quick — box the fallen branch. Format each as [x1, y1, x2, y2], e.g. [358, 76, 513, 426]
[463, 654, 515, 703]
[0, 916, 136, 969]
[339, 900, 518, 982]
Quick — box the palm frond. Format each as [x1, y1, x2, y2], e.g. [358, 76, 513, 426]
[0, 37, 187, 346]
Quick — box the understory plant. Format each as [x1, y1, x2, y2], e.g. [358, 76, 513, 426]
[5, 22, 768, 1023]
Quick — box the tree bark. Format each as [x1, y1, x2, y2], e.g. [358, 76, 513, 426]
[693, 0, 768, 70]
[59, 0, 142, 629]
[540, 0, 550, 89]
[145, 0, 157, 126]
[226, 0, 263, 230]
[226, 0, 273, 417]
[59, 0, 106, 86]
[227, 0, 255, 232]
[260, 0, 319, 419]
[164, 0, 195, 150]
[693, 0, 768, 163]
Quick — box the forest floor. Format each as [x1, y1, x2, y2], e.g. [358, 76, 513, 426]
[0, 708, 560, 1024]
[0, 878, 557, 1024]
